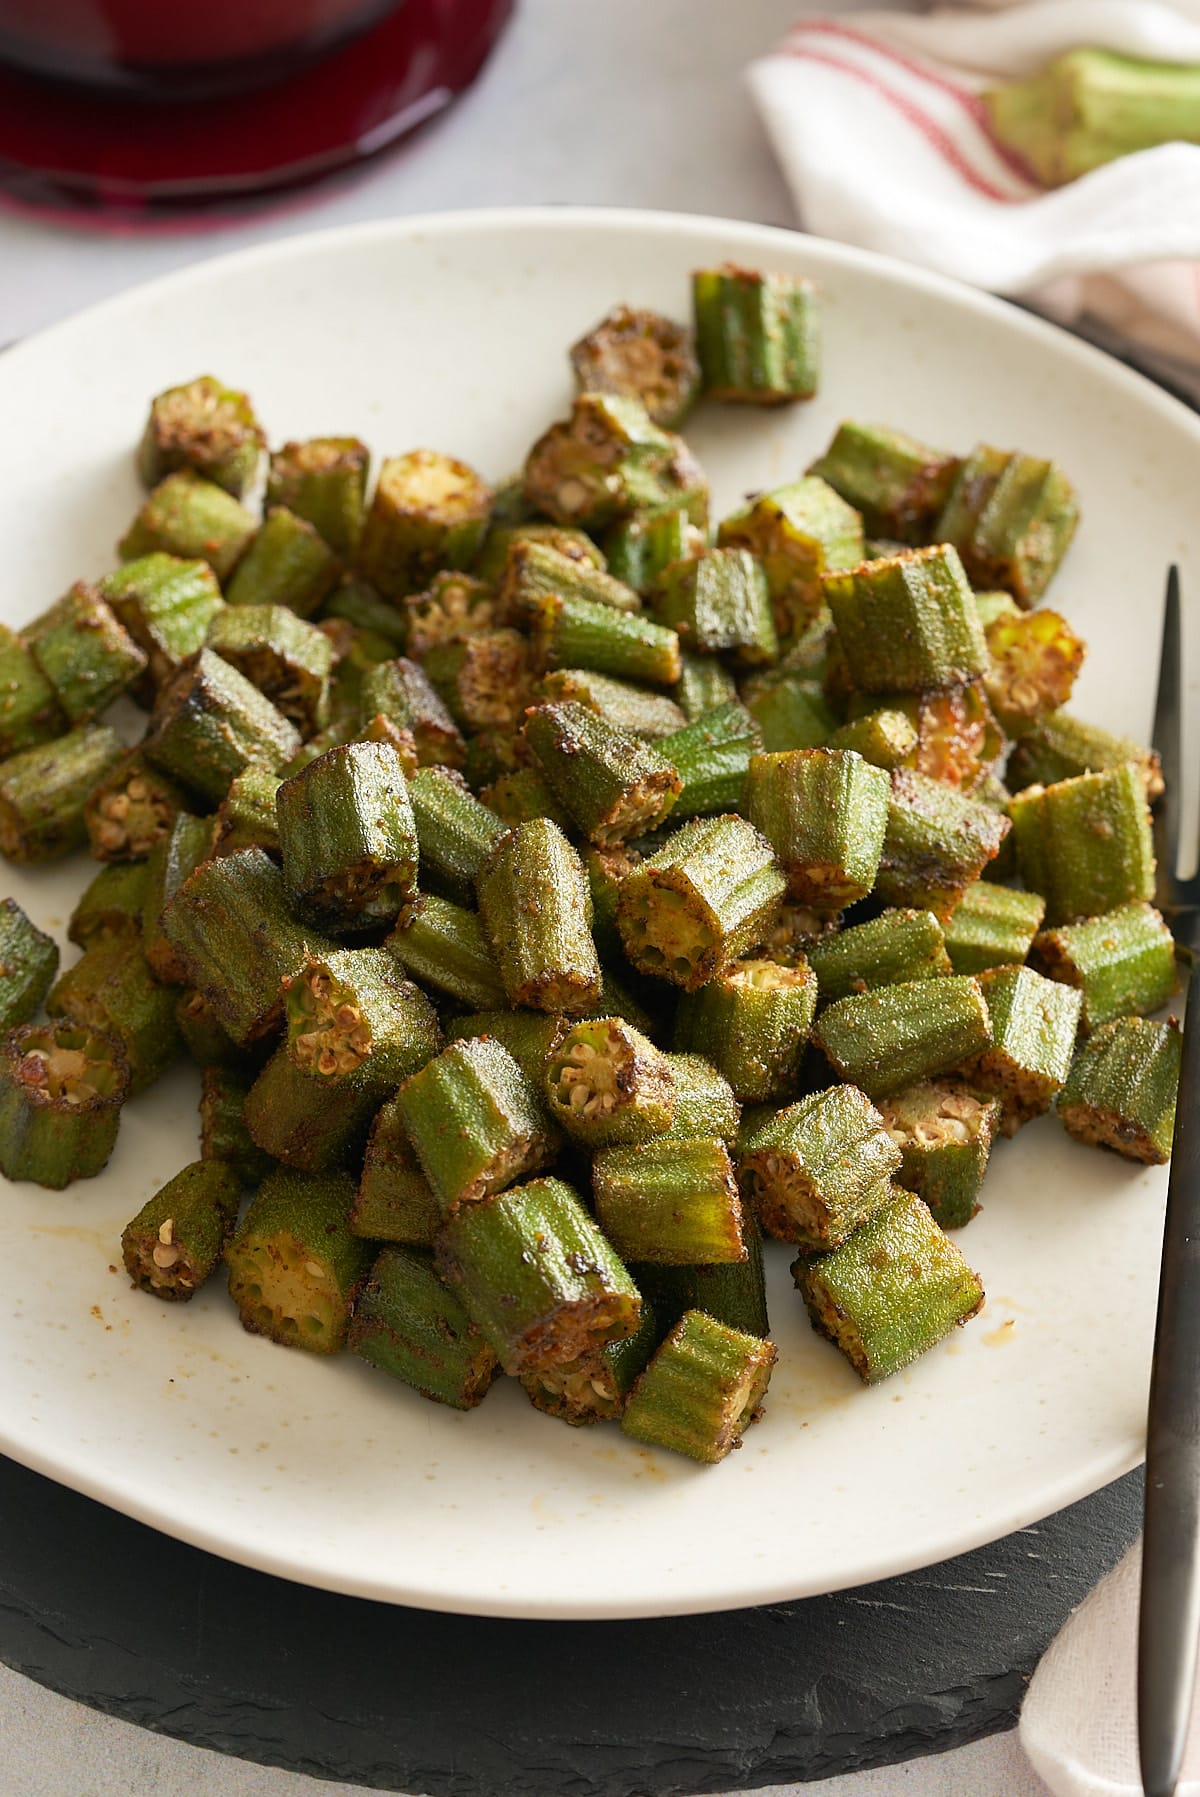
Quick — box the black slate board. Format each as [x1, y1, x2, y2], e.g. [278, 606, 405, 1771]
[0, 1451, 1139, 1795]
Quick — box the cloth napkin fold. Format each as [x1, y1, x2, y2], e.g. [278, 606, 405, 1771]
[747, 1, 1200, 394]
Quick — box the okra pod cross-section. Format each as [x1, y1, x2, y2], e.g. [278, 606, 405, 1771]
[877, 1083, 999, 1230]
[226, 1169, 372, 1354]
[138, 374, 265, 499]
[85, 752, 187, 864]
[356, 449, 492, 600]
[0, 1020, 128, 1188]
[48, 935, 180, 1097]
[544, 1016, 677, 1147]
[122, 1160, 240, 1302]
[569, 305, 700, 428]
[284, 948, 441, 1095]
[523, 391, 707, 532]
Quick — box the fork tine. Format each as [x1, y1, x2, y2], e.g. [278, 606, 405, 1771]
[1153, 565, 1183, 906]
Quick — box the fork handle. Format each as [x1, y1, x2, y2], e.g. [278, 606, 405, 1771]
[1139, 1003, 1200, 1797]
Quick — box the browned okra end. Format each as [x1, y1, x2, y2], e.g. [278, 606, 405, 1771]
[286, 962, 372, 1079]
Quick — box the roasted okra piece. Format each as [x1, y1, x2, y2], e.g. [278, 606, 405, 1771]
[349, 1245, 500, 1410]
[1007, 710, 1163, 802]
[875, 770, 1011, 918]
[632, 1213, 769, 1338]
[741, 671, 837, 755]
[540, 668, 686, 741]
[47, 935, 179, 1097]
[99, 554, 225, 687]
[122, 1161, 241, 1301]
[807, 421, 960, 544]
[522, 1302, 660, 1427]
[981, 605, 1084, 736]
[544, 1016, 676, 1147]
[807, 908, 951, 1004]
[616, 813, 786, 991]
[824, 544, 988, 693]
[621, 1310, 776, 1463]
[692, 263, 818, 404]
[445, 1009, 567, 1092]
[651, 548, 779, 666]
[198, 1064, 274, 1185]
[495, 539, 640, 620]
[943, 881, 1045, 977]
[356, 450, 492, 599]
[532, 592, 682, 688]
[593, 1137, 746, 1265]
[284, 948, 440, 1095]
[745, 748, 889, 911]
[243, 1042, 377, 1172]
[656, 702, 760, 818]
[266, 438, 370, 560]
[935, 443, 1079, 606]
[1032, 901, 1177, 1033]
[212, 766, 282, 859]
[138, 374, 264, 498]
[352, 1097, 441, 1246]
[794, 1189, 984, 1383]
[672, 651, 739, 723]
[738, 1084, 901, 1249]
[477, 519, 605, 584]
[569, 305, 700, 427]
[84, 751, 186, 862]
[477, 819, 603, 1014]
[877, 1083, 999, 1229]
[827, 707, 920, 771]
[960, 965, 1082, 1134]
[662, 1052, 741, 1144]
[24, 581, 147, 723]
[357, 656, 466, 768]
[422, 628, 533, 733]
[141, 811, 214, 981]
[1008, 765, 1156, 925]
[604, 506, 706, 597]
[401, 571, 500, 657]
[406, 765, 508, 904]
[276, 740, 418, 934]
[674, 957, 817, 1103]
[226, 1169, 372, 1353]
[324, 579, 410, 653]
[205, 604, 333, 734]
[880, 683, 1003, 792]
[143, 648, 301, 806]
[814, 975, 993, 1101]
[0, 722, 125, 864]
[523, 392, 707, 532]
[1058, 1016, 1181, 1164]
[388, 894, 506, 1010]
[119, 471, 256, 584]
[522, 700, 680, 846]
[435, 1175, 642, 1375]
[397, 1036, 557, 1214]
[0, 900, 58, 1028]
[717, 477, 863, 642]
[0, 623, 63, 757]
[0, 1020, 128, 1188]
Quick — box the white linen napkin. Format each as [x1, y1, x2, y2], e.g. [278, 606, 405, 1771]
[747, 1, 1200, 394]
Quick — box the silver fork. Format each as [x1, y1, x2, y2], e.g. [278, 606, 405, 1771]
[1138, 565, 1200, 1797]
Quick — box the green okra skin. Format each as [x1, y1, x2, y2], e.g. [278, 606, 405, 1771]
[1032, 901, 1177, 1034]
[741, 673, 838, 756]
[935, 443, 1080, 606]
[476, 519, 606, 585]
[569, 304, 701, 428]
[422, 629, 533, 734]
[324, 578, 410, 652]
[824, 544, 988, 693]
[99, 554, 225, 689]
[745, 748, 889, 911]
[943, 882, 1046, 977]
[0, 900, 58, 1029]
[877, 1082, 1000, 1230]
[122, 1160, 241, 1302]
[672, 651, 740, 723]
[477, 819, 603, 1015]
[398, 1035, 558, 1213]
[406, 765, 508, 905]
[198, 1064, 275, 1185]
[807, 908, 951, 1005]
[674, 957, 817, 1103]
[632, 1214, 769, 1339]
[213, 766, 282, 859]
[143, 648, 301, 806]
[84, 751, 187, 863]
[266, 438, 370, 561]
[0, 723, 125, 864]
[961, 965, 1083, 1134]
[616, 813, 787, 991]
[205, 604, 333, 736]
[119, 471, 257, 584]
[544, 1015, 677, 1147]
[522, 700, 681, 847]
[663, 1052, 741, 1144]
[349, 1245, 500, 1410]
[138, 375, 264, 498]
[388, 894, 507, 1011]
[651, 548, 779, 666]
[352, 1097, 441, 1246]
[277, 740, 419, 934]
[174, 989, 245, 1069]
[603, 507, 706, 598]
[717, 477, 863, 644]
[876, 770, 1011, 919]
[813, 975, 993, 1101]
[72, 854, 150, 950]
[357, 656, 466, 769]
[435, 1175, 643, 1375]
[522, 392, 708, 533]
[621, 1309, 777, 1463]
[692, 263, 819, 405]
[738, 1084, 901, 1249]
[793, 1189, 985, 1384]
[656, 702, 760, 819]
[981, 605, 1084, 738]
[1006, 710, 1163, 802]
[540, 668, 687, 741]
[47, 935, 180, 1097]
[226, 1168, 372, 1354]
[1058, 1016, 1182, 1165]
[593, 1137, 747, 1265]
[522, 1300, 660, 1426]
[0, 1020, 128, 1188]
[24, 581, 148, 723]
[532, 592, 683, 689]
[284, 948, 441, 1096]
[163, 847, 331, 1045]
[142, 811, 215, 981]
[827, 708, 920, 771]
[356, 449, 493, 600]
[0, 623, 64, 757]
[1009, 766, 1157, 926]
[402, 571, 501, 658]
[806, 421, 960, 544]
[496, 539, 642, 620]
[243, 1041, 378, 1172]
[445, 1009, 567, 1093]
